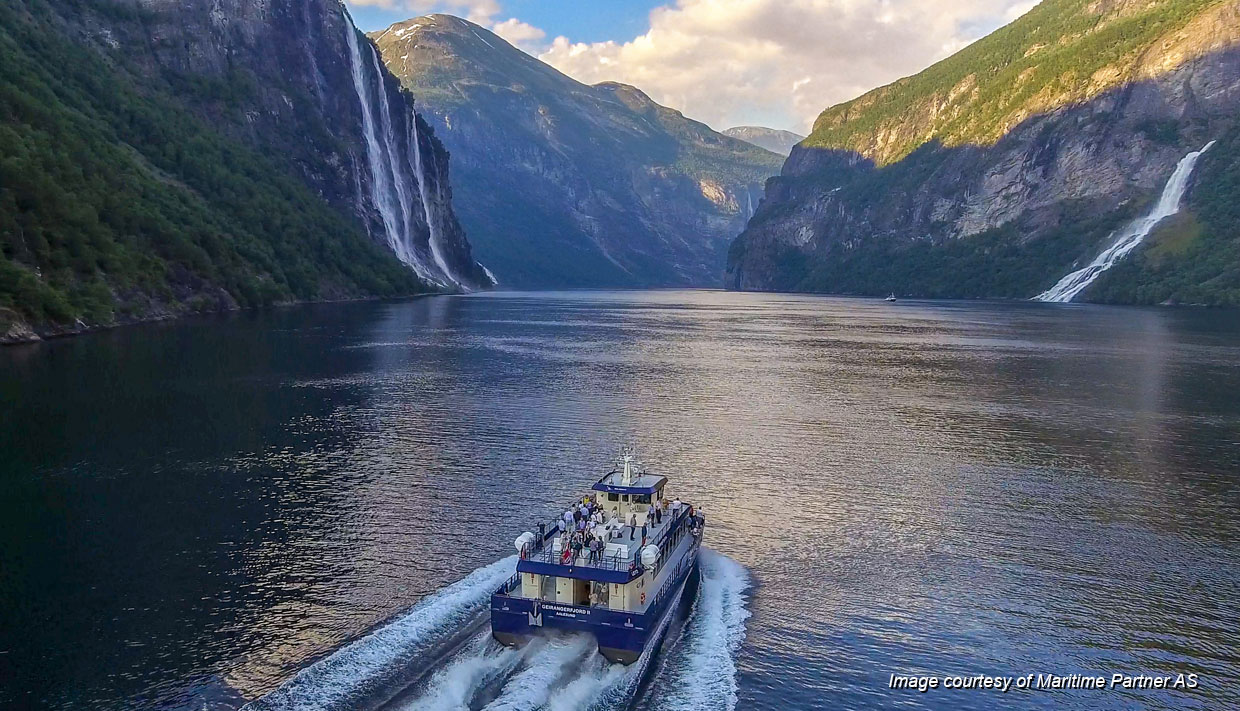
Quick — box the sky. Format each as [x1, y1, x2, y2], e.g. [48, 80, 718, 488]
[344, 0, 1040, 134]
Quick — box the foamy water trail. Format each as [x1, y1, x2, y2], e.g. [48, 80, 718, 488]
[646, 550, 751, 711]
[246, 557, 516, 711]
[545, 651, 637, 711]
[480, 636, 593, 711]
[397, 634, 530, 711]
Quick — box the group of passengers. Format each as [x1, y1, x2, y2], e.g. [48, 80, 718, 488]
[551, 494, 690, 566]
[558, 496, 610, 564]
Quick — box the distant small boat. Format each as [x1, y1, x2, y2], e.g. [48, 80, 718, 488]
[884, 293, 897, 302]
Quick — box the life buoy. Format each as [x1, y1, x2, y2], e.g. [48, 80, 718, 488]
[640, 591, 646, 605]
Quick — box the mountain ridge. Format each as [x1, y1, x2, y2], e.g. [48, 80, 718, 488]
[371, 14, 784, 288]
[723, 126, 805, 156]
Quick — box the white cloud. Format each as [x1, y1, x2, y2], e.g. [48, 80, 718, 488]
[535, 0, 1038, 133]
[491, 18, 546, 50]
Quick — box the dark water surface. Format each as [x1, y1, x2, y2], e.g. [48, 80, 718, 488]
[2, 291, 1239, 711]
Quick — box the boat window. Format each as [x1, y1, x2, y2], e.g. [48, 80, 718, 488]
[635, 494, 651, 504]
[607, 492, 619, 502]
[622, 494, 629, 502]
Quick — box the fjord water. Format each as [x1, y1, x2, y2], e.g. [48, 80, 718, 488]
[2, 291, 1239, 711]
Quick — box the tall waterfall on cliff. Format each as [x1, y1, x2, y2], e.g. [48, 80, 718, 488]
[343, 20, 446, 288]
[1035, 141, 1216, 303]
[408, 114, 458, 286]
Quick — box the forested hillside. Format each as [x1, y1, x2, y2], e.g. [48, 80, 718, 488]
[803, 0, 1221, 163]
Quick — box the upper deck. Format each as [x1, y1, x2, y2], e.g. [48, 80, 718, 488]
[591, 470, 667, 496]
[510, 451, 702, 584]
[515, 502, 698, 582]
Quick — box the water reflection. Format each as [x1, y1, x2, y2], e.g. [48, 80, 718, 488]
[1, 292, 1238, 711]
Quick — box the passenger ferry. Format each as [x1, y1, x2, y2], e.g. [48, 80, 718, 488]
[491, 450, 704, 665]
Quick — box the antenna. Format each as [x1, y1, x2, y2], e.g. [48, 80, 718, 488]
[620, 445, 636, 485]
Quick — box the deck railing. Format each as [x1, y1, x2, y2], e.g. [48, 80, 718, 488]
[526, 542, 634, 571]
[496, 572, 521, 596]
[513, 506, 700, 574]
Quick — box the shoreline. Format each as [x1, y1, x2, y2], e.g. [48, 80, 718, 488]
[7, 287, 1234, 347]
[0, 291, 445, 347]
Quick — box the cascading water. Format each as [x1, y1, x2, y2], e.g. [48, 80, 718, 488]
[343, 18, 446, 288]
[1035, 141, 1216, 303]
[408, 114, 460, 287]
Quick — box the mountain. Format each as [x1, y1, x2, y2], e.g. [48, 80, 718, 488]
[371, 15, 784, 288]
[727, 0, 1240, 306]
[0, 0, 489, 343]
[723, 126, 805, 156]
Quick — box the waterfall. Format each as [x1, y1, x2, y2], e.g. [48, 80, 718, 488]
[408, 113, 460, 287]
[745, 189, 754, 221]
[1035, 141, 1216, 303]
[343, 18, 445, 287]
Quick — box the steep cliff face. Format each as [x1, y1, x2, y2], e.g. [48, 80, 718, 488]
[728, 0, 1240, 305]
[0, 0, 488, 342]
[372, 15, 783, 288]
[112, 0, 492, 291]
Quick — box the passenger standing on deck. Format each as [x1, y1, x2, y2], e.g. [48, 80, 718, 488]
[628, 512, 637, 540]
[652, 504, 661, 525]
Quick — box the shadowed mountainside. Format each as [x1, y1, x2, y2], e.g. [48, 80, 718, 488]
[372, 15, 784, 288]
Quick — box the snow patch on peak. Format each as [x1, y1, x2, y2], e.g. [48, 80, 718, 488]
[393, 24, 422, 39]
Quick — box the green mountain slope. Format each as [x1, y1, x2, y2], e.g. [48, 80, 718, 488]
[804, 0, 1224, 164]
[373, 15, 783, 287]
[728, 0, 1240, 305]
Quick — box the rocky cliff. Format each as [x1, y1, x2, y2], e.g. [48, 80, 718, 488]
[1, 0, 489, 342]
[727, 0, 1240, 305]
[372, 15, 784, 288]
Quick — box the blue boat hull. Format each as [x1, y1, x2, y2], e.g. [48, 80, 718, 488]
[491, 542, 700, 664]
